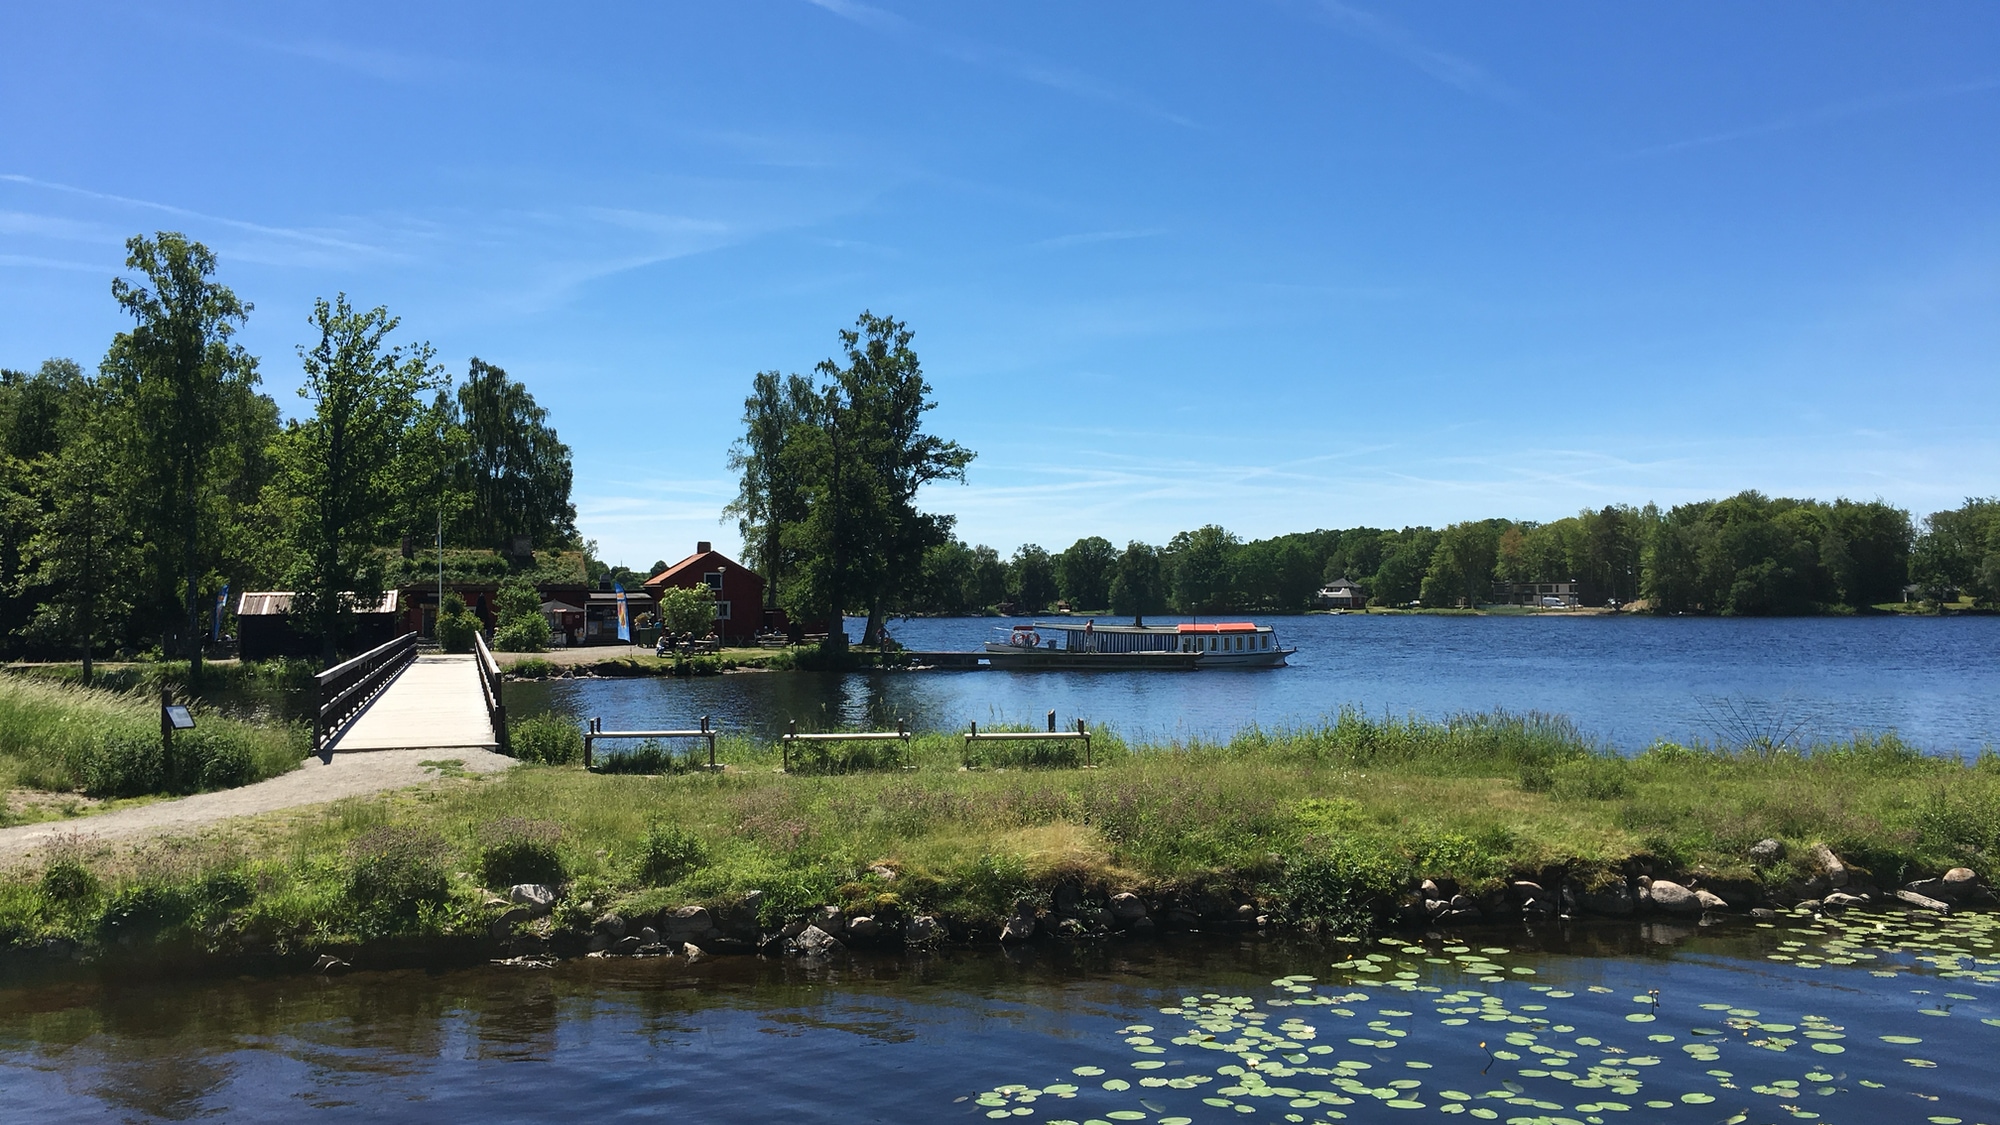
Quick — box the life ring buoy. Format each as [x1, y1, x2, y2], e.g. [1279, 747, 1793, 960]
[1009, 629, 1041, 648]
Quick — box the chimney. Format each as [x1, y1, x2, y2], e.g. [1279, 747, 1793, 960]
[696, 540, 712, 554]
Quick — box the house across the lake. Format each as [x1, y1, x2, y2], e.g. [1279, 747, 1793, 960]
[1490, 580, 1582, 608]
[1314, 578, 1366, 610]
[643, 541, 771, 644]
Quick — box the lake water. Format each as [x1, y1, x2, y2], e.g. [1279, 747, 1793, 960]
[510, 615, 2000, 753]
[4, 911, 1995, 1123]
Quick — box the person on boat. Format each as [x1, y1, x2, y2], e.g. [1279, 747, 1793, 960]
[1083, 618, 1094, 652]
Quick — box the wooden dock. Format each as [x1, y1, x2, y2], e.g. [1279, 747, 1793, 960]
[324, 654, 498, 752]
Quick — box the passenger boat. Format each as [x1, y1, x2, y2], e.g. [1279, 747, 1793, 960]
[980, 620, 1293, 669]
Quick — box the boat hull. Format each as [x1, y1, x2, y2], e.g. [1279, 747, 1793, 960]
[955, 648, 1202, 670]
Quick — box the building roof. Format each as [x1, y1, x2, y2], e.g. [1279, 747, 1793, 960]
[643, 542, 764, 591]
[237, 590, 399, 616]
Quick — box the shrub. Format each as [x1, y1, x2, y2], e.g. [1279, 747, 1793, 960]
[1274, 839, 1403, 933]
[657, 585, 718, 640]
[1553, 756, 1632, 800]
[97, 883, 194, 940]
[344, 825, 453, 934]
[437, 594, 480, 654]
[493, 578, 550, 652]
[638, 823, 710, 886]
[1517, 760, 1556, 793]
[39, 858, 100, 912]
[478, 817, 566, 888]
[80, 725, 270, 797]
[511, 713, 582, 765]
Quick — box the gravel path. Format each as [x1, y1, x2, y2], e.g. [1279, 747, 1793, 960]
[0, 748, 515, 867]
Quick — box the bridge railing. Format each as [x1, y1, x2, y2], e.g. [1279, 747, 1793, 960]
[474, 631, 510, 755]
[314, 631, 419, 757]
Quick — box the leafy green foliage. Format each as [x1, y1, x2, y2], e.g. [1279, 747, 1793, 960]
[277, 294, 445, 662]
[436, 593, 480, 653]
[478, 817, 566, 887]
[638, 823, 710, 886]
[656, 584, 719, 639]
[344, 825, 452, 935]
[511, 713, 582, 765]
[492, 576, 550, 651]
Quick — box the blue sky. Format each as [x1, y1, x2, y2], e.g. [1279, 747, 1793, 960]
[2, 3, 1996, 568]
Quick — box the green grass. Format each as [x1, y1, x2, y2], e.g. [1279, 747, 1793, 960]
[2, 708, 1995, 957]
[0, 675, 306, 798]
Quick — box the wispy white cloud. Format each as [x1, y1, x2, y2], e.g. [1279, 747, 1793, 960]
[0, 174, 398, 262]
[0, 253, 109, 274]
[804, 0, 1198, 127]
[220, 29, 461, 82]
[1028, 229, 1167, 251]
[1299, 0, 1518, 103]
[1621, 76, 2000, 159]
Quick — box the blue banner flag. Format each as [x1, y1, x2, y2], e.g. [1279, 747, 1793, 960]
[614, 581, 630, 642]
[214, 584, 229, 641]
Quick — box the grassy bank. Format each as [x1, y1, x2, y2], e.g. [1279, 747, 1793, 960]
[0, 676, 306, 820]
[2, 710, 1995, 963]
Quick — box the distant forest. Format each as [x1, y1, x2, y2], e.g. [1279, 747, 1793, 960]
[897, 494, 1999, 617]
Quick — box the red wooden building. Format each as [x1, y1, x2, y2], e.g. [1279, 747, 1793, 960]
[642, 542, 770, 644]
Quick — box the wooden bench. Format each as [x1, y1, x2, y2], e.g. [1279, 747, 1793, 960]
[964, 712, 1093, 767]
[582, 715, 718, 770]
[779, 718, 910, 771]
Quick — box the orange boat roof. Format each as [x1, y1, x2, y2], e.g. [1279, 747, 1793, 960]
[1177, 622, 1259, 633]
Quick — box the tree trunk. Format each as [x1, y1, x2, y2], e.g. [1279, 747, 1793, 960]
[863, 601, 884, 648]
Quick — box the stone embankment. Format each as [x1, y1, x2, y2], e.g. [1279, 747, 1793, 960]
[470, 840, 1990, 970]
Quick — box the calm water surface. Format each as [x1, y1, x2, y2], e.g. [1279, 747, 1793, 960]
[3, 915, 1996, 1123]
[511, 615, 2000, 753]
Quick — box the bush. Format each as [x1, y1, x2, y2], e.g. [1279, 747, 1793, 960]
[97, 883, 194, 940]
[344, 825, 453, 934]
[1274, 839, 1403, 933]
[478, 817, 566, 887]
[657, 585, 718, 640]
[512, 714, 582, 765]
[493, 578, 549, 652]
[79, 725, 270, 798]
[1553, 756, 1633, 800]
[437, 594, 480, 654]
[638, 823, 710, 886]
[39, 858, 100, 912]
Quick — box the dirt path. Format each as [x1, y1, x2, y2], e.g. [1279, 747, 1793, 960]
[0, 748, 515, 867]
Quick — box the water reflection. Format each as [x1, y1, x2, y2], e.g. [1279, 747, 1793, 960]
[3, 918, 1995, 1122]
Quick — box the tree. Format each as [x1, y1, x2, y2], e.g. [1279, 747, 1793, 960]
[492, 576, 550, 652]
[1912, 499, 2000, 605]
[101, 232, 262, 680]
[1008, 544, 1056, 612]
[1168, 524, 1239, 612]
[768, 313, 973, 654]
[1422, 520, 1505, 608]
[726, 370, 813, 611]
[13, 393, 137, 681]
[278, 295, 444, 662]
[1055, 535, 1116, 610]
[1371, 528, 1438, 606]
[456, 358, 577, 550]
[436, 592, 480, 653]
[1110, 540, 1167, 625]
[658, 584, 719, 639]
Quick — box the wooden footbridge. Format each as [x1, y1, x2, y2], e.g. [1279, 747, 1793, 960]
[314, 632, 508, 758]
